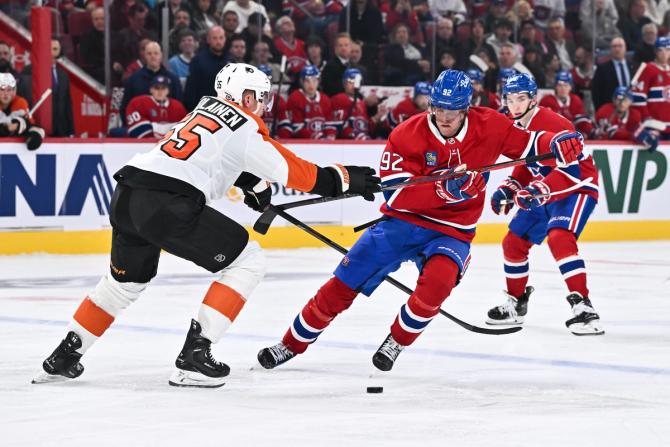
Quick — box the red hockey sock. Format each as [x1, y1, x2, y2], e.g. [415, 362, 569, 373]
[282, 277, 358, 354]
[390, 255, 458, 346]
[547, 228, 589, 297]
[502, 231, 533, 298]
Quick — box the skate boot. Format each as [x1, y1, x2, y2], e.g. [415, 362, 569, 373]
[257, 342, 296, 369]
[486, 286, 534, 325]
[32, 331, 85, 384]
[168, 319, 229, 388]
[565, 293, 604, 336]
[372, 334, 405, 372]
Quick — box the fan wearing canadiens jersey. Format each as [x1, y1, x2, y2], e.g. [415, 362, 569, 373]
[488, 73, 603, 335]
[331, 68, 385, 139]
[257, 69, 586, 371]
[34, 63, 381, 388]
[125, 75, 188, 138]
[285, 65, 338, 139]
[539, 70, 595, 137]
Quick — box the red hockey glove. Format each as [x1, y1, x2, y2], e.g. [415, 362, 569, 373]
[550, 130, 584, 166]
[514, 180, 551, 210]
[435, 171, 486, 203]
[490, 177, 522, 215]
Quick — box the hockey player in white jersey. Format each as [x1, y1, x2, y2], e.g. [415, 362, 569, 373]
[34, 63, 381, 388]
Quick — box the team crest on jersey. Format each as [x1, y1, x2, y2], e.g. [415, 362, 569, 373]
[341, 256, 350, 267]
[425, 151, 438, 166]
[150, 110, 157, 117]
[308, 119, 324, 131]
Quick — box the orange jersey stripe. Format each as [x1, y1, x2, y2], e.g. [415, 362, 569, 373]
[202, 281, 247, 321]
[225, 99, 318, 192]
[73, 297, 115, 337]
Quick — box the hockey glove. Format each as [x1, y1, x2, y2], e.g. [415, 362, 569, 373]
[25, 126, 45, 151]
[328, 164, 381, 201]
[514, 180, 550, 210]
[243, 180, 272, 212]
[490, 177, 522, 215]
[550, 130, 584, 166]
[634, 128, 659, 152]
[435, 171, 486, 203]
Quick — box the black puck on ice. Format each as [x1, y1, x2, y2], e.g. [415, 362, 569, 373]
[367, 386, 383, 393]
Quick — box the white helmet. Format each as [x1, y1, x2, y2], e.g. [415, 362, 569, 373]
[0, 72, 17, 90]
[214, 63, 272, 110]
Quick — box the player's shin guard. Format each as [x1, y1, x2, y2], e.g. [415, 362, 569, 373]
[281, 276, 358, 354]
[502, 231, 533, 298]
[547, 228, 589, 299]
[390, 255, 458, 346]
[197, 241, 266, 343]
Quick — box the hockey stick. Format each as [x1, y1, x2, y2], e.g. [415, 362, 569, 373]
[253, 152, 555, 234]
[269, 205, 521, 335]
[499, 176, 594, 205]
[28, 88, 52, 118]
[270, 56, 287, 138]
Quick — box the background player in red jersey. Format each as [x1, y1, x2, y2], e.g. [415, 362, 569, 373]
[539, 70, 595, 137]
[126, 75, 188, 138]
[257, 64, 292, 138]
[467, 68, 500, 110]
[285, 65, 338, 139]
[257, 69, 586, 371]
[331, 68, 386, 139]
[488, 73, 603, 335]
[385, 80, 431, 129]
[594, 87, 644, 142]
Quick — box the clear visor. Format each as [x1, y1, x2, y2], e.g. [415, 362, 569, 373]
[431, 106, 463, 121]
[258, 90, 274, 113]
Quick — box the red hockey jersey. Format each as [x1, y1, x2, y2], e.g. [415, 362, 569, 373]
[509, 106, 599, 202]
[273, 37, 307, 75]
[539, 92, 594, 136]
[472, 90, 500, 110]
[126, 95, 188, 138]
[594, 103, 642, 140]
[285, 89, 337, 139]
[385, 97, 421, 129]
[263, 96, 292, 139]
[331, 92, 375, 139]
[630, 62, 670, 133]
[379, 107, 564, 243]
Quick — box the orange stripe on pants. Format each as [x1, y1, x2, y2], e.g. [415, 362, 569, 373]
[73, 297, 115, 337]
[202, 282, 246, 321]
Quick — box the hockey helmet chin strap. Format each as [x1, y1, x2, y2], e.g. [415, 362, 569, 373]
[509, 97, 536, 122]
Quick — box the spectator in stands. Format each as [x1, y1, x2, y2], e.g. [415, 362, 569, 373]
[221, 0, 271, 35]
[0, 73, 44, 150]
[643, 0, 669, 27]
[79, 7, 106, 83]
[593, 87, 642, 141]
[540, 70, 594, 136]
[305, 36, 327, 73]
[383, 24, 430, 86]
[110, 0, 140, 30]
[227, 34, 246, 63]
[571, 46, 594, 99]
[634, 22, 658, 66]
[486, 18, 521, 61]
[120, 41, 182, 123]
[545, 17, 574, 70]
[523, 47, 547, 87]
[519, 20, 546, 57]
[580, 0, 621, 50]
[428, 0, 466, 25]
[338, 0, 385, 46]
[484, 43, 523, 91]
[484, 0, 508, 33]
[190, 0, 217, 39]
[543, 52, 561, 88]
[241, 12, 278, 62]
[507, 0, 534, 32]
[532, 0, 565, 30]
[125, 75, 187, 138]
[432, 18, 456, 61]
[591, 37, 632, 111]
[619, 0, 652, 51]
[168, 28, 198, 89]
[437, 48, 457, 72]
[274, 16, 307, 79]
[287, 0, 343, 38]
[168, 9, 192, 56]
[155, 0, 191, 30]
[122, 38, 152, 82]
[183, 25, 227, 109]
[50, 38, 75, 137]
[456, 18, 497, 70]
[321, 33, 351, 96]
[331, 68, 385, 139]
[286, 65, 337, 139]
[467, 68, 500, 109]
[251, 41, 280, 82]
[114, 3, 158, 69]
[385, 0, 423, 46]
[221, 10, 239, 40]
[0, 41, 18, 77]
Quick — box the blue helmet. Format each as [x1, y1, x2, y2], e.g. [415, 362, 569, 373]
[503, 73, 537, 98]
[555, 70, 573, 85]
[612, 86, 633, 101]
[430, 70, 473, 110]
[655, 36, 670, 49]
[300, 65, 320, 80]
[498, 68, 517, 82]
[465, 68, 484, 83]
[257, 64, 273, 78]
[414, 81, 432, 97]
[342, 68, 362, 86]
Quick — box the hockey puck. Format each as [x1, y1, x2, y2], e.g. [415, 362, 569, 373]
[366, 386, 383, 393]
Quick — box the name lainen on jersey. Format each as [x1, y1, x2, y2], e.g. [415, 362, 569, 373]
[195, 97, 248, 131]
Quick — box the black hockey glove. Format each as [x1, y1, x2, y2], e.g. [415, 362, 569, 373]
[25, 126, 45, 151]
[243, 183, 272, 211]
[328, 164, 381, 201]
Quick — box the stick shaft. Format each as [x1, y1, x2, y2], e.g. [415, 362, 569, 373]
[29, 88, 52, 118]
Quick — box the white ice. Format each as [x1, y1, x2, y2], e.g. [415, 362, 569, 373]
[1, 241, 669, 447]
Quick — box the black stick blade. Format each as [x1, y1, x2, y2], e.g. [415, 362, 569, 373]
[253, 207, 279, 235]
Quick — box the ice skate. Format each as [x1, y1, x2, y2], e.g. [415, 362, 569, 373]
[32, 331, 85, 384]
[168, 319, 229, 388]
[372, 334, 405, 372]
[257, 342, 296, 369]
[486, 286, 534, 325]
[565, 293, 604, 336]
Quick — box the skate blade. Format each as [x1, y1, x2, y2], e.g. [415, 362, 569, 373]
[568, 321, 605, 336]
[31, 371, 74, 384]
[168, 370, 226, 388]
[485, 317, 524, 326]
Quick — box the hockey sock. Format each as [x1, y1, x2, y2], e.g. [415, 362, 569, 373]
[390, 255, 458, 346]
[282, 276, 358, 354]
[548, 228, 589, 298]
[502, 231, 533, 298]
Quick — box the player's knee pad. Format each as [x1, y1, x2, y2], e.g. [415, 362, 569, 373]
[313, 276, 358, 316]
[415, 255, 459, 307]
[547, 228, 578, 260]
[89, 273, 147, 317]
[502, 231, 533, 261]
[215, 241, 266, 299]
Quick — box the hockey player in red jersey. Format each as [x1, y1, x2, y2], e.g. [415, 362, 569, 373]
[34, 63, 381, 387]
[257, 64, 292, 138]
[126, 75, 188, 138]
[257, 69, 587, 371]
[467, 68, 500, 110]
[594, 87, 644, 141]
[539, 70, 595, 137]
[331, 68, 385, 139]
[385, 81, 431, 129]
[631, 36, 670, 141]
[285, 65, 338, 139]
[487, 73, 603, 335]
[0, 73, 44, 150]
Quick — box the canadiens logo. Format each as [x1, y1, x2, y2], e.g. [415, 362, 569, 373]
[341, 256, 350, 267]
[447, 137, 455, 144]
[425, 151, 438, 166]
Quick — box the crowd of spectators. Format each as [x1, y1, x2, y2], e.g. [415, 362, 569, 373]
[1, 0, 670, 143]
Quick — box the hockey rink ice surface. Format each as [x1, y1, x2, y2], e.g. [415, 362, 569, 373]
[1, 241, 669, 446]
